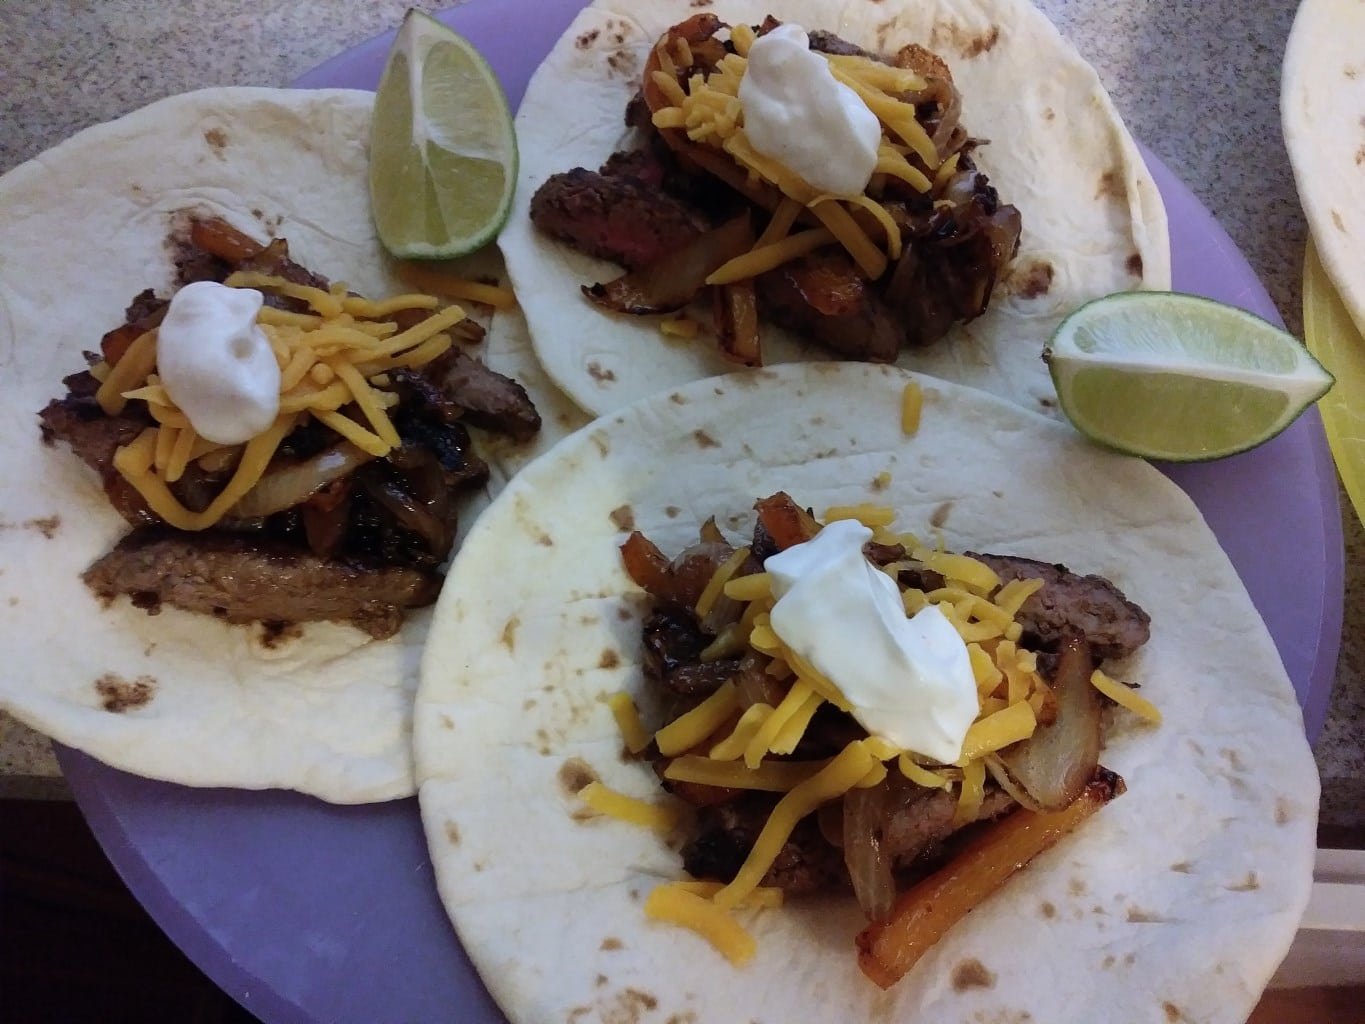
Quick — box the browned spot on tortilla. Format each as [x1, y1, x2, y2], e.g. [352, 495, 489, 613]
[606, 49, 636, 77]
[445, 821, 461, 846]
[1348, 66, 1360, 80]
[665, 1015, 697, 1024]
[592, 433, 610, 457]
[601, 936, 623, 950]
[930, 501, 954, 528]
[204, 127, 228, 152]
[665, 505, 681, 518]
[501, 615, 520, 650]
[522, 698, 537, 711]
[1170, 861, 1192, 873]
[624, 988, 658, 1012]
[473, 860, 486, 872]
[610, 504, 636, 531]
[1096, 169, 1124, 199]
[1039, 396, 1057, 409]
[439, 714, 454, 730]
[28, 516, 60, 538]
[1043, 107, 1056, 121]
[1126, 252, 1144, 277]
[690, 0, 713, 6]
[1275, 797, 1293, 825]
[1102, 954, 1116, 969]
[1163, 1002, 1186, 1022]
[693, 429, 720, 449]
[569, 1005, 592, 1023]
[1220, 747, 1246, 772]
[1333, 209, 1347, 232]
[616, 606, 634, 622]
[7, 597, 17, 607]
[951, 958, 996, 991]
[1187, 739, 1204, 757]
[1012, 260, 1054, 298]
[1127, 906, 1168, 923]
[1039, 900, 1056, 919]
[576, 28, 600, 48]
[1068, 878, 1087, 897]
[559, 757, 599, 795]
[1124, 952, 1136, 965]
[257, 620, 303, 649]
[537, 532, 555, 547]
[1226, 871, 1259, 892]
[963, 24, 1000, 57]
[588, 360, 617, 383]
[669, 392, 688, 405]
[599, 648, 621, 670]
[94, 673, 156, 713]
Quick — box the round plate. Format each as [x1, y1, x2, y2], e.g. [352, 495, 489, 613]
[60, 1, 1344, 1022]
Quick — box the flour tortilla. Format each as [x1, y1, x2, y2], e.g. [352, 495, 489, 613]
[499, 0, 1171, 417]
[0, 87, 580, 803]
[416, 361, 1315, 1023]
[1282, 0, 1365, 336]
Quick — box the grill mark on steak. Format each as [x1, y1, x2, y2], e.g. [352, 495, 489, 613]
[971, 552, 1151, 660]
[529, 167, 706, 270]
[83, 528, 441, 640]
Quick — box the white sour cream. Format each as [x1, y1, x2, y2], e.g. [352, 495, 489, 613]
[765, 519, 978, 763]
[738, 24, 881, 197]
[157, 281, 281, 445]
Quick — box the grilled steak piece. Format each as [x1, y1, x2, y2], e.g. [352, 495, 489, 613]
[38, 375, 158, 526]
[642, 605, 739, 698]
[439, 350, 542, 442]
[882, 785, 1015, 868]
[83, 528, 441, 640]
[971, 552, 1151, 660]
[682, 793, 848, 895]
[529, 167, 705, 270]
[756, 251, 902, 362]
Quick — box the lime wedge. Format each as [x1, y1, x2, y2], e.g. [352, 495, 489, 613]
[369, 10, 517, 259]
[1044, 292, 1333, 461]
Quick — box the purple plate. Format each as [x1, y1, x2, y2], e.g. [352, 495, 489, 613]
[59, 1, 1344, 1021]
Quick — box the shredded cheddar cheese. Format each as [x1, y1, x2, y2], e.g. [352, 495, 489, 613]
[605, 692, 652, 755]
[578, 781, 681, 831]
[98, 274, 465, 531]
[1091, 669, 1163, 724]
[650, 28, 944, 283]
[644, 884, 757, 965]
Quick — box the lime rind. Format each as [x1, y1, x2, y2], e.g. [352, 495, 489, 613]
[1045, 291, 1334, 462]
[369, 10, 518, 260]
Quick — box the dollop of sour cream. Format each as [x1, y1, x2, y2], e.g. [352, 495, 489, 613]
[157, 281, 281, 445]
[738, 24, 882, 197]
[765, 519, 978, 763]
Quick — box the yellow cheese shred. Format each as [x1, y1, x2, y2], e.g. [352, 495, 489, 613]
[655, 680, 740, 756]
[578, 781, 680, 831]
[953, 756, 987, 826]
[664, 755, 823, 793]
[708, 703, 773, 761]
[898, 754, 953, 790]
[956, 700, 1037, 764]
[95, 330, 158, 415]
[1091, 669, 1162, 724]
[705, 228, 835, 286]
[695, 546, 752, 618]
[715, 740, 879, 909]
[743, 678, 814, 768]
[644, 884, 756, 965]
[605, 692, 652, 755]
[901, 380, 923, 436]
[822, 503, 896, 528]
[670, 880, 783, 909]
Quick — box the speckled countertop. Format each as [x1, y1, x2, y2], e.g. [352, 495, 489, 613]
[0, 0, 1361, 829]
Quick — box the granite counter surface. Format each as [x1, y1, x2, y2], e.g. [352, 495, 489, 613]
[0, 0, 1360, 828]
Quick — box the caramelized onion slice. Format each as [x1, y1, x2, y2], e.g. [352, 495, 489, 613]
[714, 279, 762, 366]
[584, 213, 753, 316]
[228, 442, 374, 519]
[843, 783, 896, 922]
[996, 634, 1101, 811]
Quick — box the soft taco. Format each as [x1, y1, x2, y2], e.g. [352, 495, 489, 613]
[416, 362, 1315, 1023]
[0, 87, 575, 803]
[497, 0, 1170, 417]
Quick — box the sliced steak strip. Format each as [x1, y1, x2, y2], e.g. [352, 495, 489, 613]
[438, 350, 542, 442]
[882, 785, 1015, 869]
[970, 552, 1151, 660]
[529, 167, 705, 270]
[83, 528, 441, 640]
[642, 605, 739, 698]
